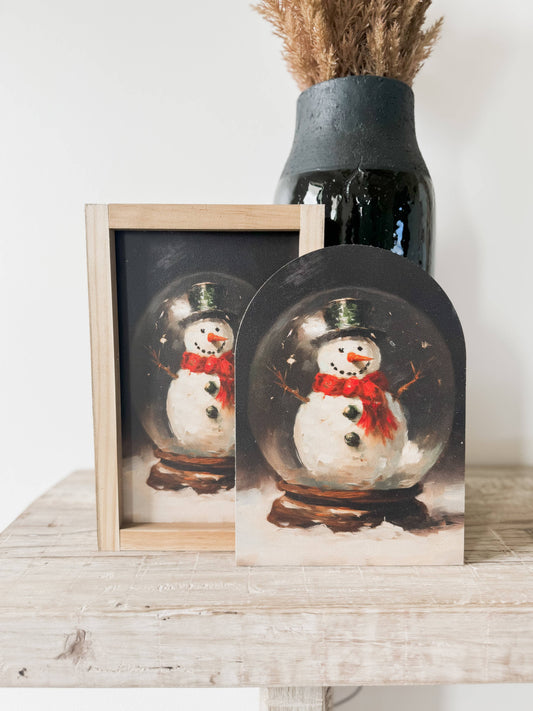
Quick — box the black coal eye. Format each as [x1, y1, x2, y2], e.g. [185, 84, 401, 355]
[358, 346, 363, 351]
[338, 348, 344, 353]
[215, 327, 220, 332]
[201, 328, 205, 333]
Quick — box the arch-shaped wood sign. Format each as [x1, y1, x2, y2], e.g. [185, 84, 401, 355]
[236, 245, 465, 565]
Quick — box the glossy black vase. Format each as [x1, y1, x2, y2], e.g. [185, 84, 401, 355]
[275, 75, 434, 272]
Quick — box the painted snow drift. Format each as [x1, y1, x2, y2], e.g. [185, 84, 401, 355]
[235, 245, 465, 566]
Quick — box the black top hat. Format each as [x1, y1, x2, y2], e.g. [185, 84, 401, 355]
[183, 282, 234, 327]
[316, 298, 381, 343]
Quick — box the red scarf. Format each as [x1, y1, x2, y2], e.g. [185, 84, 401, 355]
[312, 370, 398, 442]
[181, 351, 234, 408]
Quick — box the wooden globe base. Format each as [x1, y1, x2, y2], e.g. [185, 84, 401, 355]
[267, 479, 430, 533]
[146, 448, 234, 495]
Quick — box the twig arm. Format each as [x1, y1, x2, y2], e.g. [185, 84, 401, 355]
[147, 346, 179, 380]
[396, 360, 430, 397]
[269, 366, 310, 403]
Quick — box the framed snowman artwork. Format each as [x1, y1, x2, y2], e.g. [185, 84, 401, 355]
[86, 204, 324, 551]
[236, 245, 466, 566]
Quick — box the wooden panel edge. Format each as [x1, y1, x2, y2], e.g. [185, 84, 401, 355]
[299, 204, 326, 256]
[85, 205, 121, 551]
[108, 204, 302, 231]
[261, 688, 328, 711]
[119, 523, 235, 551]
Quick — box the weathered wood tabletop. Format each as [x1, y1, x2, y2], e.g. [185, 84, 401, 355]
[0, 468, 532, 688]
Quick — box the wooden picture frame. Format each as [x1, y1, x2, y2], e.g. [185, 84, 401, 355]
[86, 204, 324, 551]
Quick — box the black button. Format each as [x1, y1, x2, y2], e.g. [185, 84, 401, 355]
[343, 405, 360, 420]
[206, 406, 219, 419]
[344, 432, 361, 447]
[204, 380, 218, 395]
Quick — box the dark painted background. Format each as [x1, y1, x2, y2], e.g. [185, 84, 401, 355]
[115, 229, 299, 457]
[236, 244, 466, 489]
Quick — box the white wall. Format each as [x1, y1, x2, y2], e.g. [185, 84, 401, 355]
[1, 0, 532, 708]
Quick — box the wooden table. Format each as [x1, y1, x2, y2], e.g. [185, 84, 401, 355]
[0, 468, 532, 707]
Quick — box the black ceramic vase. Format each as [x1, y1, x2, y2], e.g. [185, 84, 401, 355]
[275, 75, 434, 272]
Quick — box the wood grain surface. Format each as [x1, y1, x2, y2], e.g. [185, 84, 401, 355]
[108, 204, 305, 231]
[85, 205, 121, 551]
[0, 467, 532, 687]
[261, 688, 328, 711]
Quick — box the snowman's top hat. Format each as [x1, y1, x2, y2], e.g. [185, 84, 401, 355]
[183, 282, 234, 327]
[317, 298, 381, 343]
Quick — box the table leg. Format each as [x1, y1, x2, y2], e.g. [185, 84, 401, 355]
[261, 687, 330, 711]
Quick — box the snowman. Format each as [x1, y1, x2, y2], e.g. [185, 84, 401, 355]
[164, 282, 236, 458]
[291, 299, 410, 490]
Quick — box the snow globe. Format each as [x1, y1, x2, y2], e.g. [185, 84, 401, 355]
[236, 246, 465, 536]
[132, 273, 255, 494]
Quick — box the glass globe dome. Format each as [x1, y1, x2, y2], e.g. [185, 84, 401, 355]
[247, 286, 455, 491]
[131, 272, 255, 459]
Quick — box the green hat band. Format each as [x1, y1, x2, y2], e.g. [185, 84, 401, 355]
[324, 299, 368, 331]
[189, 282, 225, 313]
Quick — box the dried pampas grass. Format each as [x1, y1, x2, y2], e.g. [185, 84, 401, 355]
[254, 0, 443, 90]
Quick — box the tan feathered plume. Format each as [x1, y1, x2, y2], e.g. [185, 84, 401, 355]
[254, 0, 443, 89]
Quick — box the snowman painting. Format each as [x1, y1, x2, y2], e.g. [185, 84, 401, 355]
[148, 282, 237, 494]
[272, 298, 425, 495]
[165, 282, 235, 458]
[236, 245, 465, 562]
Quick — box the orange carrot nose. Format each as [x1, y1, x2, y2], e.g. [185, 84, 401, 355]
[207, 332, 227, 343]
[347, 352, 373, 363]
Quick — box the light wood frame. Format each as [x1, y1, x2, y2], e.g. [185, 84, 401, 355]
[86, 204, 325, 552]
